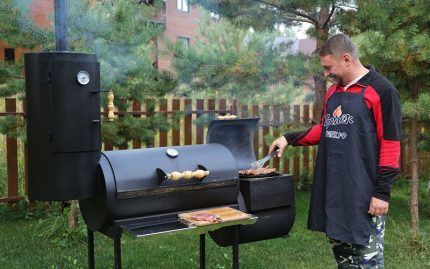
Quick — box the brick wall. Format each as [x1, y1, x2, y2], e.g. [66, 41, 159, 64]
[1, 0, 201, 70]
[158, 1, 202, 70]
[1, 0, 53, 62]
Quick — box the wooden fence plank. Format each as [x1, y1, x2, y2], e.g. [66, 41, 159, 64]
[252, 105, 259, 159]
[159, 99, 168, 147]
[272, 105, 280, 171]
[282, 105, 290, 174]
[241, 105, 248, 118]
[196, 99, 204, 144]
[145, 99, 155, 148]
[132, 101, 142, 149]
[6, 98, 19, 203]
[184, 99, 192, 145]
[293, 105, 301, 181]
[302, 104, 310, 176]
[219, 99, 227, 113]
[103, 106, 113, 151]
[23, 100, 28, 196]
[262, 104, 270, 157]
[172, 99, 180, 146]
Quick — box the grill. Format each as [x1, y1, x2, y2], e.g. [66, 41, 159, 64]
[24, 52, 295, 269]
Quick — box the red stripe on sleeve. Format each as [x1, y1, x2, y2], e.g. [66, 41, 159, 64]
[379, 140, 400, 168]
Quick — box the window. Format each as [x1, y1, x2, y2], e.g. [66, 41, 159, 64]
[177, 0, 188, 12]
[210, 11, 220, 20]
[177, 36, 190, 48]
[4, 48, 15, 62]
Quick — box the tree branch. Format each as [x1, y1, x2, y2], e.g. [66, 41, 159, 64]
[322, 3, 336, 28]
[281, 15, 314, 24]
[252, 0, 319, 25]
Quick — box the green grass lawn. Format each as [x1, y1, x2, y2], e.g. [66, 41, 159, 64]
[0, 179, 429, 269]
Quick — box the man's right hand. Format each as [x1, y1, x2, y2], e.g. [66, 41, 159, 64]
[269, 136, 289, 157]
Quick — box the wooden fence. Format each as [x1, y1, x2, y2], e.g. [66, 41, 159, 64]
[0, 97, 428, 204]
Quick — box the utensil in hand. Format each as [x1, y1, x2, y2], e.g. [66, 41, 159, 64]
[250, 149, 279, 169]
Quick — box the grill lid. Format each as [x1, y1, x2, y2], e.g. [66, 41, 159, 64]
[206, 118, 259, 170]
[101, 144, 238, 198]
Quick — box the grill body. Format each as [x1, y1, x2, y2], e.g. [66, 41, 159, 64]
[79, 144, 239, 232]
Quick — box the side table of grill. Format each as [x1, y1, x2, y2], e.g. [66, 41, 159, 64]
[86, 210, 257, 269]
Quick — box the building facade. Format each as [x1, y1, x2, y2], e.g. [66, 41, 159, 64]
[0, 0, 202, 70]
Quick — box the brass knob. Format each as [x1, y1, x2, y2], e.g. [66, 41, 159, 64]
[107, 90, 115, 121]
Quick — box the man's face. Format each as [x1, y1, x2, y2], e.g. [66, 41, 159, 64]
[320, 54, 348, 85]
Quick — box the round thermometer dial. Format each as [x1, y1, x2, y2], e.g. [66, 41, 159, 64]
[77, 71, 90, 85]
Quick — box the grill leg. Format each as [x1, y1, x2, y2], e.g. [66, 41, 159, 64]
[114, 229, 122, 269]
[232, 226, 239, 269]
[200, 233, 206, 269]
[87, 228, 95, 269]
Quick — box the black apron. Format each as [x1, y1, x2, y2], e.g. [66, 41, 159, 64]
[308, 86, 379, 245]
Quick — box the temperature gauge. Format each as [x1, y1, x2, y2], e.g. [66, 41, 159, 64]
[77, 71, 90, 85]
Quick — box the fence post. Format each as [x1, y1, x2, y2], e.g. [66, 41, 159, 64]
[262, 105, 270, 157]
[302, 104, 310, 177]
[240, 104, 248, 118]
[184, 99, 192, 145]
[252, 105, 260, 159]
[132, 101, 142, 149]
[23, 100, 29, 196]
[6, 98, 19, 204]
[103, 107, 113, 151]
[272, 105, 280, 171]
[172, 99, 180, 146]
[282, 105, 290, 174]
[196, 99, 204, 144]
[159, 99, 168, 147]
[293, 105, 301, 182]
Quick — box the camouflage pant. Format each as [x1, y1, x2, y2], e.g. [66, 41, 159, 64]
[330, 216, 386, 269]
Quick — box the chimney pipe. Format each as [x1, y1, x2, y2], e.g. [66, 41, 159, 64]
[54, 0, 69, 51]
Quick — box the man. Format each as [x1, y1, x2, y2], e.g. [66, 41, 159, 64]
[270, 34, 401, 268]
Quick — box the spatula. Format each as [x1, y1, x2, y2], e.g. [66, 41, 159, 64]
[250, 149, 278, 169]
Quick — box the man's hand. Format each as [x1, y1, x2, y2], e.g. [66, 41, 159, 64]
[368, 197, 389, 216]
[269, 136, 289, 157]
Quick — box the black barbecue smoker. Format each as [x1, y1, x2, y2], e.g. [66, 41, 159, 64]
[24, 1, 295, 268]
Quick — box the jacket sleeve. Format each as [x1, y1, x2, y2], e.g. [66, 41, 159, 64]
[283, 85, 337, 146]
[283, 124, 322, 146]
[366, 82, 402, 202]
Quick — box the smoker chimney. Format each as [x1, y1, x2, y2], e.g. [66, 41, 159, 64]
[54, 0, 69, 51]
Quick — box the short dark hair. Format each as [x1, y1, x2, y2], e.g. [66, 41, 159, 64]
[319, 34, 359, 59]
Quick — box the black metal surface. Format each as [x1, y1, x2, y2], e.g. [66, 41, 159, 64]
[79, 144, 239, 231]
[206, 118, 259, 170]
[240, 175, 294, 211]
[25, 52, 101, 200]
[114, 212, 192, 238]
[209, 175, 295, 246]
[209, 206, 295, 247]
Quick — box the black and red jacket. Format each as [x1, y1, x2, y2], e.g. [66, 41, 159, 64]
[284, 67, 401, 202]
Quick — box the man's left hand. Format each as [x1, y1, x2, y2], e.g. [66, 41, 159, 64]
[368, 197, 389, 216]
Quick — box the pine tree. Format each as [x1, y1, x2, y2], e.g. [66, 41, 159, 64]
[340, 0, 430, 236]
[188, 0, 355, 119]
[0, 0, 178, 147]
[169, 12, 309, 104]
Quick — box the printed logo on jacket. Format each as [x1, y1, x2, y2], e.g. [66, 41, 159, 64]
[324, 105, 353, 140]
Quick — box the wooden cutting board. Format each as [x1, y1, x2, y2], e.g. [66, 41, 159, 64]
[178, 207, 251, 227]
